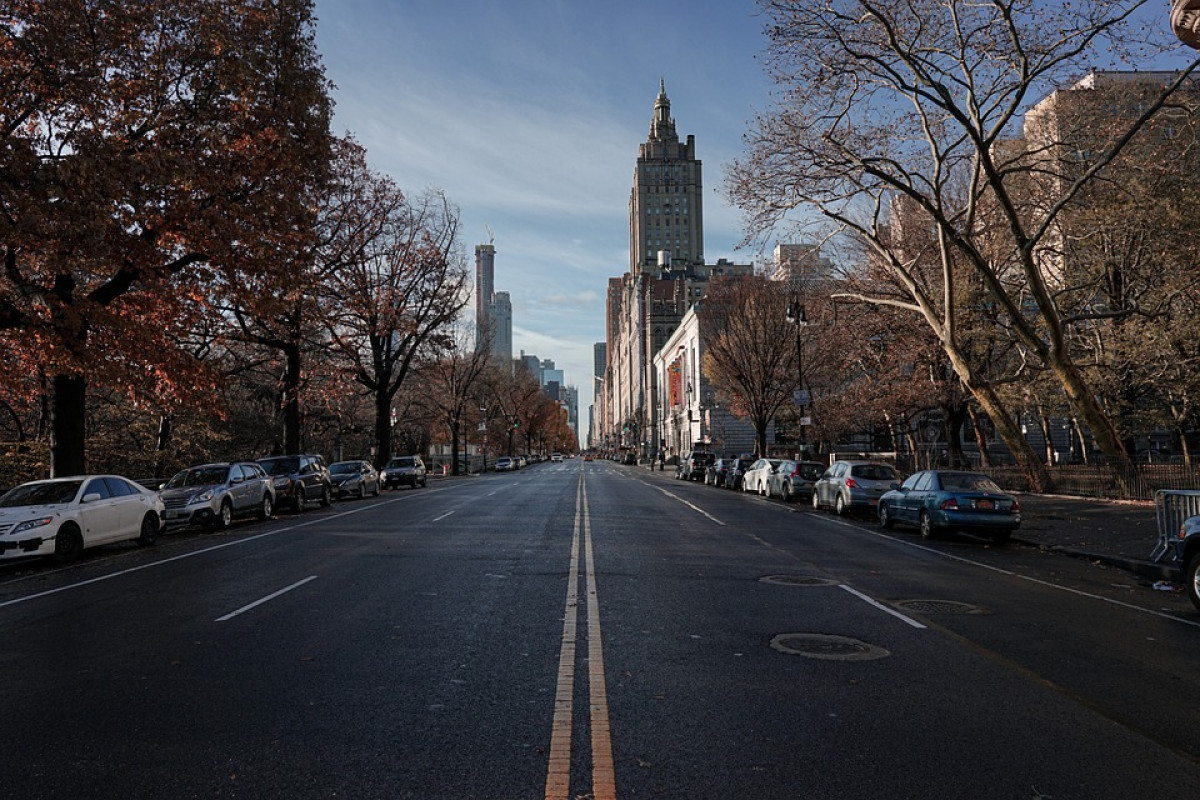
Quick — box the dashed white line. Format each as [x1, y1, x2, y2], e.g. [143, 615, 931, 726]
[215, 576, 318, 622]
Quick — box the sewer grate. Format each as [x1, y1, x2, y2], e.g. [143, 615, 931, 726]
[759, 575, 839, 587]
[770, 633, 890, 661]
[893, 599, 989, 615]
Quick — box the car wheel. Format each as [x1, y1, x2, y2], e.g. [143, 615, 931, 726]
[834, 494, 847, 516]
[781, 484, 791, 503]
[812, 491, 821, 509]
[879, 503, 894, 529]
[258, 494, 273, 520]
[216, 500, 233, 530]
[137, 513, 160, 546]
[1187, 554, 1200, 612]
[53, 524, 84, 562]
[321, 484, 332, 507]
[358, 483, 367, 500]
[294, 489, 306, 513]
[920, 510, 937, 540]
[421, 476, 427, 488]
[372, 482, 380, 497]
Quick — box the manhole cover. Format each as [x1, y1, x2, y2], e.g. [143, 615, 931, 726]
[770, 633, 890, 661]
[894, 599, 989, 615]
[759, 575, 839, 587]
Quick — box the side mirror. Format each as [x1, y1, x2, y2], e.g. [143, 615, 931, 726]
[82, 493, 103, 503]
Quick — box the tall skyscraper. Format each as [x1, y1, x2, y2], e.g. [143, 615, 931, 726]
[629, 79, 704, 274]
[474, 242, 512, 361]
[475, 244, 495, 351]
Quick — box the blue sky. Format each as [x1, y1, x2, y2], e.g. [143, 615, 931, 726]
[313, 0, 775, 429]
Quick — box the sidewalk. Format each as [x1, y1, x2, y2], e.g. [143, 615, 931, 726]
[1013, 494, 1179, 580]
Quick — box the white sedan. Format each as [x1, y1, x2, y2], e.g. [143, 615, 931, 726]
[741, 458, 783, 496]
[0, 475, 164, 561]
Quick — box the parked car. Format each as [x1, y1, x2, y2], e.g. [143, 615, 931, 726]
[159, 462, 275, 528]
[767, 460, 826, 502]
[1176, 515, 1200, 611]
[705, 457, 736, 487]
[381, 455, 427, 489]
[813, 460, 900, 515]
[329, 460, 380, 499]
[494, 456, 516, 471]
[0, 475, 163, 562]
[551, 452, 564, 462]
[257, 454, 332, 512]
[677, 451, 714, 481]
[742, 457, 783, 495]
[877, 470, 1021, 543]
[726, 456, 757, 491]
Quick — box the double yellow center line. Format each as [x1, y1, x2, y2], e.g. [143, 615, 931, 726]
[545, 474, 616, 800]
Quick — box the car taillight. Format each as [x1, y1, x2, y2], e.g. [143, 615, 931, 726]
[1012, 500, 1020, 513]
[845, 477, 859, 488]
[939, 498, 959, 510]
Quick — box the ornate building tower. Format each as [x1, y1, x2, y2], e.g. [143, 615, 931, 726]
[629, 80, 704, 274]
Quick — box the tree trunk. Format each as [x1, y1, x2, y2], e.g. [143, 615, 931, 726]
[967, 403, 993, 469]
[1178, 426, 1192, 468]
[281, 345, 303, 454]
[1049, 360, 1132, 469]
[1037, 405, 1055, 466]
[374, 390, 392, 468]
[50, 373, 87, 477]
[944, 400, 967, 466]
[152, 415, 173, 478]
[450, 421, 461, 476]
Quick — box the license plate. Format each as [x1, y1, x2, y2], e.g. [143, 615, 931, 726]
[976, 499, 994, 510]
[165, 510, 182, 519]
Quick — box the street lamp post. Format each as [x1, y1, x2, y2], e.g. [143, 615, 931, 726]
[786, 299, 809, 458]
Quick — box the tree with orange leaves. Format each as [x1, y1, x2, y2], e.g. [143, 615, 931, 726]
[0, 0, 333, 475]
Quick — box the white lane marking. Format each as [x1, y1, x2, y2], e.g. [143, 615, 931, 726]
[838, 519, 1200, 630]
[839, 584, 927, 629]
[433, 511, 455, 522]
[215, 576, 318, 622]
[638, 481, 725, 526]
[0, 492, 439, 610]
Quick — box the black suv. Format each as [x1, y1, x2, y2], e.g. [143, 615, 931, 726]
[257, 454, 332, 512]
[677, 451, 715, 481]
[381, 455, 427, 489]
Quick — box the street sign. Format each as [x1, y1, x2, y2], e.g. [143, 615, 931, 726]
[793, 389, 811, 406]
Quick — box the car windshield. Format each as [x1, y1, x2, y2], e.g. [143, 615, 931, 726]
[0, 479, 85, 507]
[797, 463, 824, 480]
[165, 467, 228, 488]
[851, 464, 897, 480]
[389, 458, 415, 468]
[260, 458, 300, 476]
[330, 462, 360, 475]
[939, 473, 1003, 493]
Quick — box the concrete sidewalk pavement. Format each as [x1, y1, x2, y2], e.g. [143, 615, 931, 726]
[1013, 494, 1178, 581]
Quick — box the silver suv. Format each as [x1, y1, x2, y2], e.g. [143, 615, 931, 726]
[812, 460, 901, 516]
[382, 455, 427, 489]
[159, 462, 275, 528]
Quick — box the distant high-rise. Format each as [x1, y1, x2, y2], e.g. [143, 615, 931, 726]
[491, 291, 513, 362]
[475, 244, 495, 351]
[630, 79, 704, 274]
[474, 243, 512, 361]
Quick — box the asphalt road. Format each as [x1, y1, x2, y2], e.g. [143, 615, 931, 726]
[3, 461, 1199, 799]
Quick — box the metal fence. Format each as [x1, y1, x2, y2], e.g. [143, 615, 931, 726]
[1151, 490, 1200, 562]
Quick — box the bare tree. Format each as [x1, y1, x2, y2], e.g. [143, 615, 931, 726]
[699, 275, 797, 457]
[729, 0, 1200, 490]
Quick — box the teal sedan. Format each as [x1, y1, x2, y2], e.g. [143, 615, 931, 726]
[877, 470, 1021, 543]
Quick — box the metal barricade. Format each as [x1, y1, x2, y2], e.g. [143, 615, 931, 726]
[1152, 489, 1200, 562]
